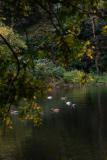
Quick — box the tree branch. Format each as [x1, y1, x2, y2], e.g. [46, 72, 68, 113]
[0, 34, 20, 112]
[0, 34, 20, 80]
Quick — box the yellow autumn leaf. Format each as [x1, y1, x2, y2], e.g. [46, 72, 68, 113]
[0, 26, 12, 37]
[86, 48, 94, 59]
[102, 25, 107, 35]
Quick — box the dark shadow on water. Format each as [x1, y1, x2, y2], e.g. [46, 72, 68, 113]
[0, 86, 107, 160]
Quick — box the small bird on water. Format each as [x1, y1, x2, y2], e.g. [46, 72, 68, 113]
[72, 103, 76, 108]
[50, 108, 60, 113]
[10, 110, 19, 115]
[47, 96, 53, 100]
[61, 96, 67, 101]
[66, 101, 71, 106]
[66, 101, 76, 109]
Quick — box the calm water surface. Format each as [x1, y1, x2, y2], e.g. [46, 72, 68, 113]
[0, 86, 107, 160]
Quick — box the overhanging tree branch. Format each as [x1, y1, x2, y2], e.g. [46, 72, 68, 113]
[0, 34, 20, 112]
[0, 34, 20, 80]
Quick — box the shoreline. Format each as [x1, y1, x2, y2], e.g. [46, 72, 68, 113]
[52, 81, 107, 89]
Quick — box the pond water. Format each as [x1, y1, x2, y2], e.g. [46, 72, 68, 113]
[0, 86, 107, 160]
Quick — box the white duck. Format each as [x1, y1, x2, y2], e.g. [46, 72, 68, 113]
[10, 110, 19, 115]
[47, 96, 53, 100]
[66, 101, 71, 106]
[66, 102, 76, 108]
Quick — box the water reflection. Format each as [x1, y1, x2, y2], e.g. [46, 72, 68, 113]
[0, 86, 107, 160]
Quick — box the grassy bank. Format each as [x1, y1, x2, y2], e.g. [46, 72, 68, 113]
[54, 70, 107, 88]
[31, 60, 107, 88]
[93, 74, 107, 85]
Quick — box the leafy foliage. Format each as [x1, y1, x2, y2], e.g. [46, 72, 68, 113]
[0, 25, 27, 49]
[102, 25, 107, 35]
[19, 98, 42, 127]
[0, 0, 107, 127]
[64, 70, 94, 84]
[32, 59, 65, 79]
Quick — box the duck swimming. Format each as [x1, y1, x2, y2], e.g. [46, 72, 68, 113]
[50, 108, 60, 113]
[47, 96, 53, 100]
[61, 96, 67, 101]
[72, 103, 76, 108]
[66, 101, 76, 109]
[10, 110, 19, 115]
[66, 101, 71, 106]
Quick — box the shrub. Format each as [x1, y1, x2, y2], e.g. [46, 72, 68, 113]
[33, 59, 65, 80]
[51, 66, 65, 79]
[63, 70, 94, 84]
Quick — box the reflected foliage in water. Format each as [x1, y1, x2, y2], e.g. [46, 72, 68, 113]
[0, 86, 107, 160]
[0, 98, 43, 128]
